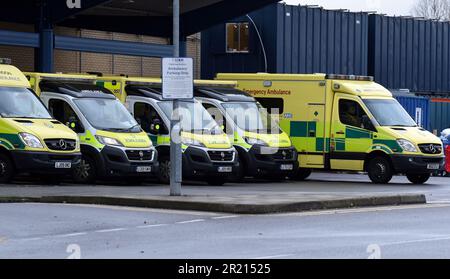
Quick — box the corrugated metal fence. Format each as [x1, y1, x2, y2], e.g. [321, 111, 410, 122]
[369, 15, 450, 94]
[276, 5, 368, 75]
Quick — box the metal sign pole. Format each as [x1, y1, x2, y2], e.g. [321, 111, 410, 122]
[170, 0, 182, 196]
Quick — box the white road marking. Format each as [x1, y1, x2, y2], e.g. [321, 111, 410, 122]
[21, 237, 43, 242]
[382, 236, 450, 247]
[95, 228, 128, 233]
[176, 219, 205, 224]
[62, 203, 219, 216]
[253, 254, 295, 259]
[55, 232, 88, 238]
[136, 224, 168, 229]
[267, 203, 450, 217]
[212, 215, 239, 220]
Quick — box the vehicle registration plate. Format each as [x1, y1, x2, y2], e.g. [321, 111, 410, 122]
[218, 166, 233, 173]
[427, 164, 440, 170]
[55, 162, 72, 169]
[280, 164, 294, 171]
[136, 166, 152, 173]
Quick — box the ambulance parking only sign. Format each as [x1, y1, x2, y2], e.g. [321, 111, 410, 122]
[162, 57, 193, 100]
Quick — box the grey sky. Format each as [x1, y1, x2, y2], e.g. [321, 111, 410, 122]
[282, 0, 417, 16]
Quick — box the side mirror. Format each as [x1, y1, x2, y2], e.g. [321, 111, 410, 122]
[67, 116, 83, 133]
[150, 119, 162, 134]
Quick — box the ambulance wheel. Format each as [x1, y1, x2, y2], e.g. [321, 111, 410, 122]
[406, 173, 431, 185]
[73, 155, 97, 184]
[294, 168, 312, 181]
[367, 157, 393, 184]
[158, 156, 170, 185]
[0, 153, 14, 183]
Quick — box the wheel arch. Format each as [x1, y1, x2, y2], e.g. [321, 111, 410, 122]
[364, 150, 394, 172]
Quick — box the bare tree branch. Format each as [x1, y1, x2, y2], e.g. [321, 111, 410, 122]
[412, 0, 450, 21]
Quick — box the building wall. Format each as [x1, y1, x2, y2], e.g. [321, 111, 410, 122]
[201, 3, 369, 79]
[0, 22, 202, 78]
[369, 15, 450, 94]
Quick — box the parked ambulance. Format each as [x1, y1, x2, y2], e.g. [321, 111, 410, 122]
[217, 73, 444, 184]
[95, 76, 239, 185]
[26, 73, 158, 183]
[0, 62, 81, 183]
[194, 80, 299, 180]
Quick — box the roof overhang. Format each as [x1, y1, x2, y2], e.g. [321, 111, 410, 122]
[1, 0, 279, 37]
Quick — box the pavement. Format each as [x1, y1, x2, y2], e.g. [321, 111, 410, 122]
[0, 173, 436, 214]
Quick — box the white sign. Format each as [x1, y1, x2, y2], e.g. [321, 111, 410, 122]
[415, 107, 423, 127]
[162, 57, 193, 100]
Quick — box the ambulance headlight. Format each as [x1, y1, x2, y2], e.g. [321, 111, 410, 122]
[19, 133, 44, 149]
[244, 137, 268, 147]
[96, 136, 123, 147]
[397, 139, 418, 153]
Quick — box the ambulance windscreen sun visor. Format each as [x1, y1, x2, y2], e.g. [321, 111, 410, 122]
[0, 87, 52, 119]
[74, 98, 140, 132]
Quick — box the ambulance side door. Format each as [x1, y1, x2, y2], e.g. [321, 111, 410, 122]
[330, 94, 377, 171]
[128, 98, 169, 146]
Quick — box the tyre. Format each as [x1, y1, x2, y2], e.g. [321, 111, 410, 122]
[407, 173, 431, 185]
[367, 157, 393, 184]
[294, 168, 312, 181]
[158, 156, 170, 185]
[0, 153, 14, 183]
[73, 155, 97, 184]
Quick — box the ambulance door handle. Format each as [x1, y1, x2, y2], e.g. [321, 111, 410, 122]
[336, 131, 345, 135]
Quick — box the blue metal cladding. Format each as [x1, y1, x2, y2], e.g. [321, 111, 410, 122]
[276, 5, 369, 75]
[429, 99, 450, 133]
[392, 92, 431, 130]
[201, 5, 278, 79]
[201, 3, 369, 79]
[369, 15, 450, 94]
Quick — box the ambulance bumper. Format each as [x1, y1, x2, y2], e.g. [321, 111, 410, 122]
[391, 154, 445, 173]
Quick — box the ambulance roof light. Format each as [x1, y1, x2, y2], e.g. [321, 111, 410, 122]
[326, 74, 374, 82]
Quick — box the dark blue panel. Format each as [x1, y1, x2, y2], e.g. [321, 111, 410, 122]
[370, 14, 450, 94]
[55, 35, 173, 57]
[0, 30, 39, 47]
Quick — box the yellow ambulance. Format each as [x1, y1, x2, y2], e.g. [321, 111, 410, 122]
[0, 61, 81, 183]
[26, 73, 158, 183]
[95, 76, 239, 185]
[194, 80, 299, 180]
[217, 73, 445, 184]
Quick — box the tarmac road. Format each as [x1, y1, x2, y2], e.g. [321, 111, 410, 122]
[1, 173, 450, 259]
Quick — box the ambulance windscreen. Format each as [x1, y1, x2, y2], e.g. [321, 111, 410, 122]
[0, 87, 51, 119]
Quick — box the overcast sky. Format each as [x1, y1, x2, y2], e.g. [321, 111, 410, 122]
[282, 0, 417, 16]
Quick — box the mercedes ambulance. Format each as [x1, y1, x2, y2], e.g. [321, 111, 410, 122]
[217, 73, 445, 184]
[95, 76, 239, 185]
[0, 62, 80, 183]
[194, 80, 298, 180]
[26, 73, 158, 183]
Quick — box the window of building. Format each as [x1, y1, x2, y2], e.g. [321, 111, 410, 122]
[226, 22, 250, 53]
